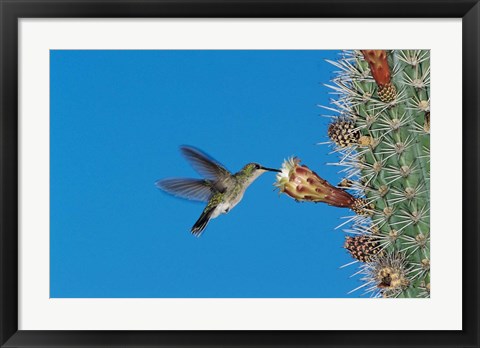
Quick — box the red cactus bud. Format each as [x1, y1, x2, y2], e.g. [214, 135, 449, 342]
[360, 50, 391, 87]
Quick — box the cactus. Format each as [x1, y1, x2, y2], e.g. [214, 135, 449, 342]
[276, 50, 430, 298]
[324, 50, 430, 298]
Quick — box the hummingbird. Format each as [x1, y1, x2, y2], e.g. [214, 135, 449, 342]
[155, 145, 280, 237]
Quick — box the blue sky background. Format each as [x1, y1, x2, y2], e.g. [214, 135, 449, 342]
[50, 50, 362, 298]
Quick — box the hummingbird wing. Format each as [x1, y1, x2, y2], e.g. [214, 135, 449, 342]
[155, 178, 213, 202]
[180, 146, 233, 192]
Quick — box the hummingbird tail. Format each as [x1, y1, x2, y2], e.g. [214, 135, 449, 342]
[191, 207, 215, 237]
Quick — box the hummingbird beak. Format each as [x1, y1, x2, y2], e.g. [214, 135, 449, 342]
[260, 166, 281, 173]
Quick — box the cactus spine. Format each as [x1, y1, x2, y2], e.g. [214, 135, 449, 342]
[325, 50, 430, 298]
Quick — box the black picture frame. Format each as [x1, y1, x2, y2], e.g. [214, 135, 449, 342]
[1, 1, 478, 347]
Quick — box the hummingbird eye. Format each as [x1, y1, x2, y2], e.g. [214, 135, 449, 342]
[254, 164, 260, 169]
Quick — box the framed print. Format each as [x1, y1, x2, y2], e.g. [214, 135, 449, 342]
[1, 0, 479, 347]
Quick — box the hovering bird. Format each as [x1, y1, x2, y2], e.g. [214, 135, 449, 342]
[155, 146, 280, 237]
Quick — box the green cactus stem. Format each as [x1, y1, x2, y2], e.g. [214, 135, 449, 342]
[325, 50, 430, 298]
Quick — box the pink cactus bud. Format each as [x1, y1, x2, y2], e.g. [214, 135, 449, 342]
[275, 158, 356, 208]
